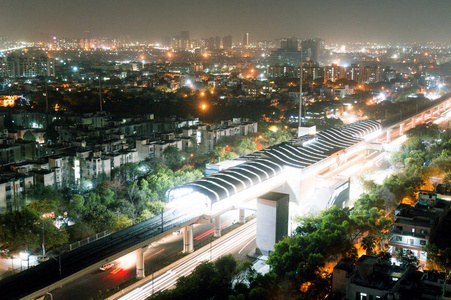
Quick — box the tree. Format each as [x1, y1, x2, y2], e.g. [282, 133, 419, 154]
[424, 244, 451, 272]
[112, 214, 133, 231]
[26, 183, 62, 203]
[376, 187, 397, 213]
[126, 183, 145, 224]
[0, 207, 41, 250]
[362, 179, 378, 192]
[381, 174, 423, 202]
[66, 194, 85, 219]
[163, 146, 184, 170]
[23, 130, 36, 142]
[406, 123, 439, 142]
[404, 149, 426, 175]
[44, 124, 59, 144]
[41, 218, 69, 249]
[102, 177, 126, 200]
[84, 192, 102, 211]
[112, 162, 140, 182]
[268, 206, 357, 298]
[66, 221, 95, 241]
[82, 205, 114, 232]
[396, 249, 420, 270]
[389, 151, 406, 166]
[235, 138, 257, 156]
[428, 155, 451, 175]
[361, 235, 377, 255]
[149, 255, 243, 300]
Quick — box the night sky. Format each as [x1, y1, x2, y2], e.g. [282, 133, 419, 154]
[1, 0, 450, 43]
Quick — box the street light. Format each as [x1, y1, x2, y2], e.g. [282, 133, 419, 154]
[42, 219, 45, 256]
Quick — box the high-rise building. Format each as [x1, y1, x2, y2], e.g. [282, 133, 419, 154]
[301, 38, 324, 63]
[361, 65, 384, 83]
[0, 36, 8, 49]
[214, 36, 221, 49]
[206, 37, 215, 49]
[180, 31, 190, 49]
[5, 53, 55, 78]
[80, 30, 94, 49]
[266, 62, 322, 80]
[280, 38, 298, 51]
[324, 63, 346, 83]
[346, 64, 362, 82]
[171, 36, 181, 49]
[242, 33, 249, 47]
[300, 61, 322, 80]
[268, 37, 312, 67]
[0, 56, 7, 77]
[384, 67, 396, 82]
[222, 35, 232, 50]
[181, 31, 190, 41]
[343, 64, 384, 83]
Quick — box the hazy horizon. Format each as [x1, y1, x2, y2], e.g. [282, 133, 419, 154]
[0, 0, 450, 44]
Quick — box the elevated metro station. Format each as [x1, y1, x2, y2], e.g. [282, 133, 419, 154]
[169, 119, 382, 219]
[168, 119, 382, 254]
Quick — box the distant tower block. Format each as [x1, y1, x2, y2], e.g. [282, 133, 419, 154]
[256, 192, 289, 255]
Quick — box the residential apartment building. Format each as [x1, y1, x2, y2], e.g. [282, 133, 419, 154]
[330, 255, 450, 300]
[0, 173, 34, 212]
[324, 64, 346, 83]
[388, 192, 449, 265]
[5, 53, 55, 78]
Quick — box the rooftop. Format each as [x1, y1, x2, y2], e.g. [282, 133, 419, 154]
[169, 119, 381, 203]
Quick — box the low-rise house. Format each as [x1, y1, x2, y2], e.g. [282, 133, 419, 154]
[388, 193, 449, 265]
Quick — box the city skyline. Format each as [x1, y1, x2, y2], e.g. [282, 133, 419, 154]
[0, 0, 450, 43]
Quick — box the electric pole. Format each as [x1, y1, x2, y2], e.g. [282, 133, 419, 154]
[298, 43, 303, 137]
[99, 76, 102, 112]
[45, 76, 48, 111]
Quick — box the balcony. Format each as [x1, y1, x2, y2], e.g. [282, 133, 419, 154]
[391, 228, 428, 239]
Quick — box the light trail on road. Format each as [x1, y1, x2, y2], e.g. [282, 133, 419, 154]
[118, 221, 256, 300]
[194, 219, 233, 240]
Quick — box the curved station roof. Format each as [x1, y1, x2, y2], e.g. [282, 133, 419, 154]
[169, 119, 381, 203]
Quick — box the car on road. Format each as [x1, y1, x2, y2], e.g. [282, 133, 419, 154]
[172, 230, 181, 235]
[100, 263, 114, 271]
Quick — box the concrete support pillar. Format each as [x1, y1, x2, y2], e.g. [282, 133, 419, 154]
[213, 216, 221, 237]
[386, 130, 391, 143]
[136, 247, 145, 279]
[183, 225, 194, 253]
[399, 123, 404, 136]
[256, 192, 289, 255]
[238, 208, 246, 224]
[412, 117, 415, 128]
[422, 113, 425, 122]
